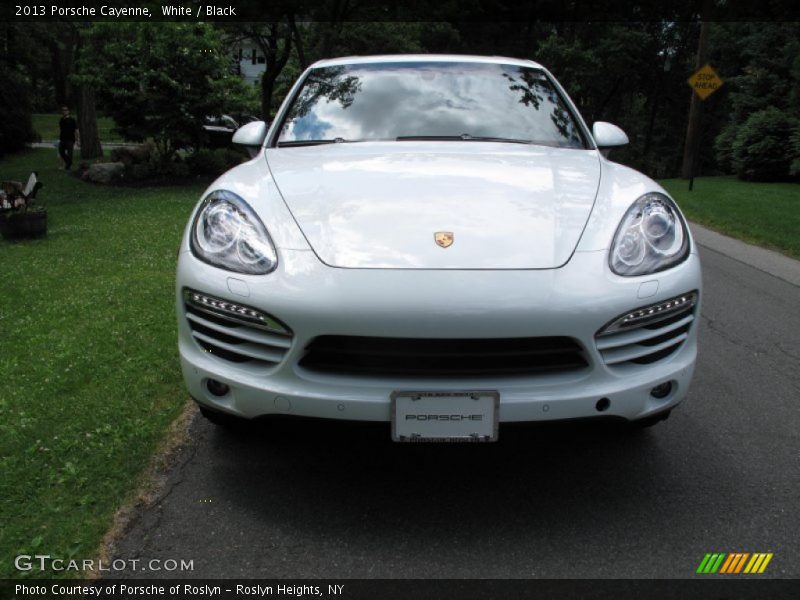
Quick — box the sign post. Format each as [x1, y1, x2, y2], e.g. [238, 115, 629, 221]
[684, 64, 724, 191]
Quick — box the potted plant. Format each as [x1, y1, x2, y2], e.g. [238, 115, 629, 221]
[0, 175, 46, 239]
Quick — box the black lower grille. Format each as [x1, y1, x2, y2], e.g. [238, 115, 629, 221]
[299, 336, 587, 377]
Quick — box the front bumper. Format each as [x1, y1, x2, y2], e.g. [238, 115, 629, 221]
[176, 248, 701, 423]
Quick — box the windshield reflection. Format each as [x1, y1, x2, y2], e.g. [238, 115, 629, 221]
[278, 62, 587, 148]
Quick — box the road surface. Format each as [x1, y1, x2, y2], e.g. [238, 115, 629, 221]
[111, 225, 800, 579]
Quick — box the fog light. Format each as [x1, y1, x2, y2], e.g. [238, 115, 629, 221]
[650, 382, 672, 399]
[207, 379, 230, 397]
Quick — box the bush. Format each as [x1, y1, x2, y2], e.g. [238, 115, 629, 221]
[730, 107, 798, 181]
[117, 146, 246, 182]
[713, 125, 738, 174]
[186, 148, 247, 177]
[790, 126, 800, 177]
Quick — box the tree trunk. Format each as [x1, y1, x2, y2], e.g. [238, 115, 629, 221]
[290, 14, 307, 69]
[49, 41, 70, 108]
[48, 26, 79, 109]
[260, 72, 276, 121]
[681, 1, 712, 179]
[256, 21, 293, 121]
[77, 84, 102, 159]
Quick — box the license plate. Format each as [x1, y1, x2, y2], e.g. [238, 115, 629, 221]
[391, 391, 499, 442]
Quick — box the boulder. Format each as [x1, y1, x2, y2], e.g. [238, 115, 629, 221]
[86, 162, 125, 184]
[109, 144, 152, 166]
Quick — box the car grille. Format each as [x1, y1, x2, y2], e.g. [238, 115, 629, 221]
[184, 291, 293, 368]
[299, 335, 588, 377]
[595, 294, 697, 367]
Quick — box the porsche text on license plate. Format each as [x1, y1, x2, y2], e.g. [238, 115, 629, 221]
[391, 391, 499, 442]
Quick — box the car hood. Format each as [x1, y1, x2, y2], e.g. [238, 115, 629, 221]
[265, 142, 601, 269]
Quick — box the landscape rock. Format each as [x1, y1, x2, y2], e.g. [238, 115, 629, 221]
[86, 162, 125, 184]
[109, 145, 152, 166]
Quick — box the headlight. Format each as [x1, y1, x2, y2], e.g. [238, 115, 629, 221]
[190, 190, 278, 274]
[609, 192, 689, 276]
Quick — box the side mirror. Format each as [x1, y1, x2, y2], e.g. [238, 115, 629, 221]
[232, 121, 268, 157]
[592, 122, 629, 150]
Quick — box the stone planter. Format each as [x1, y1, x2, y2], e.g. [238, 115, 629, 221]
[0, 209, 48, 239]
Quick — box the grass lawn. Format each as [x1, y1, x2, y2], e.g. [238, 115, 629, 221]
[660, 176, 800, 259]
[0, 149, 206, 578]
[32, 113, 124, 143]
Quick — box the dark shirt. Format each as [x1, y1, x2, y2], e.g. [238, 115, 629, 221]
[59, 116, 77, 143]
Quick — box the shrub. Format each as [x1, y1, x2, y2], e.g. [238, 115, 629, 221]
[790, 126, 800, 177]
[186, 148, 247, 178]
[730, 107, 798, 181]
[713, 125, 738, 174]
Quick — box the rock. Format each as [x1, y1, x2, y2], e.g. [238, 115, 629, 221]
[86, 162, 125, 184]
[109, 144, 152, 166]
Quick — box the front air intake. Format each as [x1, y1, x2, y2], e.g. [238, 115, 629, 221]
[595, 291, 698, 367]
[183, 289, 293, 367]
[300, 335, 588, 377]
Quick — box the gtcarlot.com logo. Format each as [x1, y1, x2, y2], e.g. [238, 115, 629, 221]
[14, 555, 194, 573]
[696, 552, 773, 574]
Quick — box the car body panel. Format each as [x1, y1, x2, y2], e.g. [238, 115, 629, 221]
[265, 142, 601, 269]
[176, 247, 701, 421]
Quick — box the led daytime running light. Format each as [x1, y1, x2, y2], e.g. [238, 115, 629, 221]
[599, 291, 698, 335]
[184, 289, 289, 335]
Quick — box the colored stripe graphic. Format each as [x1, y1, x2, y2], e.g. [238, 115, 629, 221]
[759, 554, 773, 573]
[696, 554, 712, 574]
[708, 553, 726, 573]
[698, 552, 773, 574]
[702, 554, 718, 573]
[720, 553, 738, 574]
[719, 554, 736, 574]
[744, 554, 760, 574]
[734, 553, 749, 573]
[724, 553, 738, 573]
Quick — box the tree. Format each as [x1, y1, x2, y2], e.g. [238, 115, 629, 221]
[712, 22, 800, 180]
[247, 21, 295, 120]
[81, 22, 250, 164]
[0, 24, 37, 156]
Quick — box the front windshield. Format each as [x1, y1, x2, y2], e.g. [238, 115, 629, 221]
[276, 61, 588, 149]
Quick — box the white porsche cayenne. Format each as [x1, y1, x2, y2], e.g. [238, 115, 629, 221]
[176, 55, 701, 441]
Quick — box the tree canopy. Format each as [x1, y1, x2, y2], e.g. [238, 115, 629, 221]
[78, 22, 252, 162]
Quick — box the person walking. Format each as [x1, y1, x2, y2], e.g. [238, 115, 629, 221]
[58, 107, 79, 170]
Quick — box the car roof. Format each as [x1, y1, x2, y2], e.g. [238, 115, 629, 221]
[310, 54, 544, 70]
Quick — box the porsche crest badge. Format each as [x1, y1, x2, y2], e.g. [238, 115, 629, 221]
[434, 231, 454, 248]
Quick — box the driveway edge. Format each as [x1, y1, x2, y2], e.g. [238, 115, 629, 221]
[690, 221, 800, 287]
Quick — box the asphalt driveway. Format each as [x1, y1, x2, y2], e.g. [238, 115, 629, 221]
[110, 226, 800, 579]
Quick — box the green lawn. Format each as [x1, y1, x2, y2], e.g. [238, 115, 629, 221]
[660, 176, 800, 259]
[0, 149, 206, 578]
[32, 113, 124, 143]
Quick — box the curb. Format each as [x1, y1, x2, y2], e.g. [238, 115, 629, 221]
[690, 221, 800, 287]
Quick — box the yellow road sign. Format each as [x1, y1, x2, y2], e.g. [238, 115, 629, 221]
[688, 64, 724, 100]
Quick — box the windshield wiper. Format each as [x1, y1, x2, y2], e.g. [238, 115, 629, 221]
[277, 138, 349, 147]
[396, 134, 533, 144]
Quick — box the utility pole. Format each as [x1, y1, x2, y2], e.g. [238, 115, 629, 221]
[681, 0, 713, 183]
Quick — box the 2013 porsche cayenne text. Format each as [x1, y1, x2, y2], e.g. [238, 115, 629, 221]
[176, 55, 701, 441]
